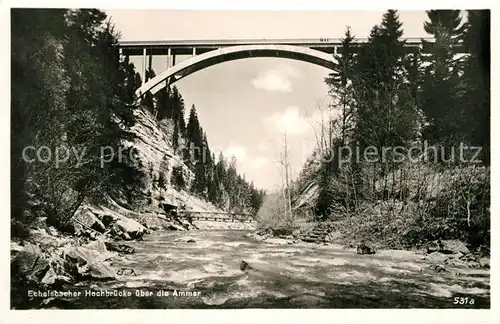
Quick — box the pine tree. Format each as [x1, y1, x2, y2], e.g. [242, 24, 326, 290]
[158, 171, 166, 198]
[142, 68, 156, 114]
[171, 166, 185, 190]
[172, 119, 180, 151]
[461, 10, 490, 164]
[186, 105, 203, 167]
[421, 10, 466, 150]
[214, 152, 228, 207]
[122, 56, 142, 103]
[173, 86, 187, 134]
[155, 86, 169, 121]
[423, 10, 464, 75]
[325, 26, 356, 145]
[168, 86, 186, 134]
[347, 10, 420, 201]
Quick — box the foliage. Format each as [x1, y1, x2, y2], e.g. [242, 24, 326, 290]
[291, 10, 490, 249]
[11, 9, 146, 236]
[333, 165, 490, 250]
[170, 166, 186, 190]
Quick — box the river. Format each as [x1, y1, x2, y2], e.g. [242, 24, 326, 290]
[39, 230, 489, 308]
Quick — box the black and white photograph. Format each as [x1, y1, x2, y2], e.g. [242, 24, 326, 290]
[8, 7, 491, 313]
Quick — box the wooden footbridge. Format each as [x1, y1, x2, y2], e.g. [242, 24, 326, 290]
[160, 203, 256, 223]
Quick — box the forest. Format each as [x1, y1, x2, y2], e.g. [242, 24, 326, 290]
[258, 10, 490, 251]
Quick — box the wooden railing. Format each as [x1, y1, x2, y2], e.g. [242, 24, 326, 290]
[158, 202, 256, 223]
[177, 210, 255, 223]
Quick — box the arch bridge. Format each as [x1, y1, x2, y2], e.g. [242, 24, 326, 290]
[116, 37, 465, 98]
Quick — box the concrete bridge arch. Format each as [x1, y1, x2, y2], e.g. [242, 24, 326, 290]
[135, 44, 336, 98]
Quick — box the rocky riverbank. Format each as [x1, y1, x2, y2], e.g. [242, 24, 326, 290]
[10, 199, 201, 309]
[247, 223, 341, 245]
[248, 223, 490, 273]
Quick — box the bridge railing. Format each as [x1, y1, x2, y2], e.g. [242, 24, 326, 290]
[178, 210, 255, 223]
[117, 37, 438, 48]
[158, 204, 255, 223]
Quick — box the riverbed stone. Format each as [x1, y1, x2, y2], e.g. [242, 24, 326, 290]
[117, 267, 137, 276]
[104, 242, 135, 254]
[240, 260, 253, 271]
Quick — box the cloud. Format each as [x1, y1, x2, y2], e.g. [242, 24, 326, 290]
[251, 64, 300, 92]
[263, 106, 311, 135]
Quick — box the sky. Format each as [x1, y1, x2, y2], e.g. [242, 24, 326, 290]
[105, 10, 431, 191]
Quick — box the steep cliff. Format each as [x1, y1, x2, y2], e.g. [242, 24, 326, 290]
[123, 107, 223, 213]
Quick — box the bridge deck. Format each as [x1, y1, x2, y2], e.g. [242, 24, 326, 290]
[117, 37, 455, 56]
[118, 37, 434, 47]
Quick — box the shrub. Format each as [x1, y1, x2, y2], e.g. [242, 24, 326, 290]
[330, 165, 490, 250]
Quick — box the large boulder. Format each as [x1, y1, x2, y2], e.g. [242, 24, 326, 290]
[40, 253, 74, 287]
[11, 243, 50, 283]
[40, 267, 72, 286]
[115, 217, 146, 240]
[63, 246, 116, 280]
[356, 243, 376, 255]
[325, 231, 342, 243]
[441, 240, 469, 255]
[424, 251, 450, 263]
[74, 207, 106, 234]
[479, 257, 490, 269]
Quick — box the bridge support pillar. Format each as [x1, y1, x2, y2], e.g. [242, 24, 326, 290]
[142, 48, 147, 85]
[167, 48, 172, 68]
[147, 52, 153, 81]
[192, 47, 196, 57]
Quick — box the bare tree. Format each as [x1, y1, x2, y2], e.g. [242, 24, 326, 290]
[276, 132, 293, 224]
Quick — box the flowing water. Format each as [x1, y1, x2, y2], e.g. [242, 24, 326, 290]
[42, 230, 490, 308]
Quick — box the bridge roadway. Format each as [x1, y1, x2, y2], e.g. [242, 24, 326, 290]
[117, 37, 439, 56]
